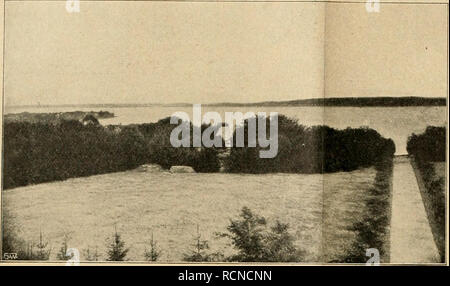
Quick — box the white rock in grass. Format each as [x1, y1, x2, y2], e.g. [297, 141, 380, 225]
[169, 166, 196, 173]
[136, 164, 163, 173]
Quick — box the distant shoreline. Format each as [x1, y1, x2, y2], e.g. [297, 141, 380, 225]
[5, 96, 447, 109]
[4, 111, 115, 123]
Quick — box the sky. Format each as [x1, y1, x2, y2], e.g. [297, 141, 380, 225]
[325, 3, 448, 99]
[3, 2, 447, 106]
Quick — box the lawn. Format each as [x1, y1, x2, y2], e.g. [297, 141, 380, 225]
[321, 167, 378, 262]
[3, 167, 376, 262]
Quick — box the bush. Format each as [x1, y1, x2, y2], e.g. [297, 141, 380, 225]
[225, 114, 395, 173]
[83, 246, 100, 261]
[191, 148, 221, 173]
[183, 225, 224, 262]
[407, 126, 446, 162]
[27, 230, 52, 260]
[106, 227, 129, 261]
[56, 233, 73, 261]
[145, 117, 221, 172]
[144, 233, 161, 262]
[221, 207, 303, 262]
[115, 126, 149, 170]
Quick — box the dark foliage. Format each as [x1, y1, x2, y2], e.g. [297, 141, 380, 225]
[4, 110, 114, 123]
[208, 96, 446, 107]
[3, 117, 222, 189]
[144, 233, 161, 262]
[3, 113, 396, 189]
[106, 227, 129, 261]
[221, 207, 304, 262]
[81, 114, 100, 125]
[407, 126, 446, 162]
[2, 120, 148, 189]
[225, 115, 395, 173]
[143, 117, 221, 172]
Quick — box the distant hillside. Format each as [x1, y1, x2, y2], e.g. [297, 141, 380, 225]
[204, 97, 447, 107]
[5, 97, 446, 110]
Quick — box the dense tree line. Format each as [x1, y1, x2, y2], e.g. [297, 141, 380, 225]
[5, 111, 114, 123]
[407, 126, 446, 162]
[132, 117, 222, 172]
[3, 114, 396, 189]
[3, 120, 148, 189]
[3, 118, 222, 189]
[225, 115, 395, 173]
[208, 96, 446, 107]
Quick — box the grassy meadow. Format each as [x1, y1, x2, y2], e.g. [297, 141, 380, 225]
[321, 167, 378, 262]
[407, 126, 446, 262]
[2, 112, 397, 262]
[3, 167, 378, 262]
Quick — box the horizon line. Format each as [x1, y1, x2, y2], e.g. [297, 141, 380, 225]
[4, 96, 447, 108]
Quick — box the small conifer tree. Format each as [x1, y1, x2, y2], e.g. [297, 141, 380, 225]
[106, 225, 129, 261]
[34, 229, 51, 260]
[144, 232, 161, 262]
[56, 233, 73, 260]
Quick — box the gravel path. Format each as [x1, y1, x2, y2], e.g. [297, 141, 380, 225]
[389, 156, 440, 264]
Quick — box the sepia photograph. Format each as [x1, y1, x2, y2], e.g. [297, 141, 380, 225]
[0, 0, 448, 268]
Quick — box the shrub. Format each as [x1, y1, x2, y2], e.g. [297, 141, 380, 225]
[264, 221, 303, 262]
[144, 233, 161, 262]
[83, 246, 100, 261]
[33, 230, 52, 260]
[115, 126, 149, 170]
[146, 117, 221, 172]
[191, 148, 221, 173]
[56, 233, 73, 260]
[183, 225, 224, 262]
[221, 207, 303, 262]
[225, 114, 395, 174]
[82, 114, 100, 125]
[407, 126, 446, 162]
[106, 227, 129, 261]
